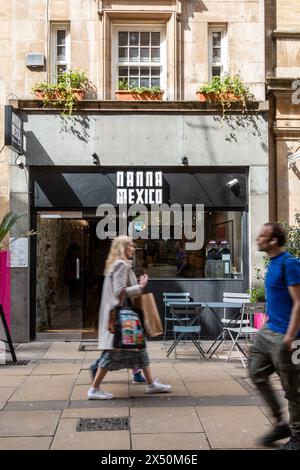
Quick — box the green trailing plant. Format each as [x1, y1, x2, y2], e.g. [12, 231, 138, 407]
[0, 212, 35, 251]
[117, 80, 163, 95]
[198, 74, 255, 118]
[32, 69, 89, 116]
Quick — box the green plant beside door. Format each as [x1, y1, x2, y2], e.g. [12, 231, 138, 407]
[32, 69, 89, 116]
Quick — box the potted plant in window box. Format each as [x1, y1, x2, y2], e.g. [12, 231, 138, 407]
[32, 69, 89, 115]
[196, 74, 254, 111]
[115, 80, 164, 101]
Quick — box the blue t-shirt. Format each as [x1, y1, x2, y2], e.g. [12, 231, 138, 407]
[266, 252, 300, 335]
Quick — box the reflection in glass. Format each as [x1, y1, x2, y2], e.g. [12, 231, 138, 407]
[129, 32, 139, 46]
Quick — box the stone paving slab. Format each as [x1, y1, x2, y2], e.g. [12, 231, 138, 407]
[131, 407, 204, 434]
[185, 380, 249, 397]
[4, 400, 69, 411]
[0, 365, 37, 376]
[75, 369, 128, 385]
[70, 383, 129, 401]
[129, 378, 189, 398]
[0, 437, 52, 450]
[69, 399, 131, 409]
[132, 433, 210, 450]
[196, 406, 271, 449]
[61, 407, 129, 419]
[9, 375, 76, 402]
[0, 410, 61, 437]
[31, 363, 82, 375]
[0, 402, 5, 410]
[0, 388, 18, 401]
[0, 376, 27, 387]
[51, 419, 130, 450]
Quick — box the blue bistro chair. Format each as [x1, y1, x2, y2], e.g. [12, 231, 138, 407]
[162, 292, 191, 342]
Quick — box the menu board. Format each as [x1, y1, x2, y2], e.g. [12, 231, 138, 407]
[9, 238, 28, 267]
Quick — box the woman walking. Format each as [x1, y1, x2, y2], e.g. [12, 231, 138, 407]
[88, 235, 171, 399]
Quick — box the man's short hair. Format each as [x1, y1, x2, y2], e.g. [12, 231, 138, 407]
[264, 222, 287, 247]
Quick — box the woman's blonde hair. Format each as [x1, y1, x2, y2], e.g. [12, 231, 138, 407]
[104, 235, 133, 274]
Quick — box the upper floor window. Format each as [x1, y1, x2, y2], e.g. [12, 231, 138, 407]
[209, 25, 227, 79]
[50, 23, 70, 84]
[113, 26, 166, 94]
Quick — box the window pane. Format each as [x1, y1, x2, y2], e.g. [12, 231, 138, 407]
[212, 32, 221, 47]
[57, 64, 67, 82]
[129, 67, 139, 75]
[140, 32, 150, 46]
[151, 32, 160, 46]
[57, 30, 66, 45]
[140, 77, 150, 87]
[57, 46, 66, 61]
[119, 66, 128, 76]
[118, 47, 128, 62]
[151, 67, 160, 76]
[141, 67, 150, 76]
[129, 48, 139, 62]
[129, 77, 139, 88]
[151, 48, 160, 62]
[151, 77, 160, 87]
[119, 32, 128, 46]
[212, 66, 221, 77]
[213, 48, 221, 62]
[140, 48, 150, 62]
[133, 210, 243, 280]
[129, 32, 139, 46]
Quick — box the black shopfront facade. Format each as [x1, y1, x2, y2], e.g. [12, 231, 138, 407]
[29, 165, 249, 341]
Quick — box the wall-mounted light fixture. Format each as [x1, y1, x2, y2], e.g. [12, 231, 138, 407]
[181, 155, 189, 166]
[92, 152, 101, 165]
[226, 178, 240, 196]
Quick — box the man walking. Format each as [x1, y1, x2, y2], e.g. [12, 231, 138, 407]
[249, 223, 300, 449]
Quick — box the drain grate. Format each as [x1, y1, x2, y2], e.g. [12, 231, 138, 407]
[1, 360, 31, 366]
[76, 417, 130, 432]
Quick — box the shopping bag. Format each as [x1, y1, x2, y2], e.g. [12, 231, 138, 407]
[135, 293, 163, 337]
[113, 305, 145, 349]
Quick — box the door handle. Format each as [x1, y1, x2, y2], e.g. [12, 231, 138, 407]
[76, 258, 80, 280]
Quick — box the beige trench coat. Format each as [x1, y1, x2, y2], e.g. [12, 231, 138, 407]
[98, 260, 142, 350]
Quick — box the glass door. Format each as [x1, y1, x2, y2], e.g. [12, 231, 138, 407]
[35, 213, 88, 339]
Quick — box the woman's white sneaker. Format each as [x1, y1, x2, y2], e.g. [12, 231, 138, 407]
[146, 379, 172, 394]
[87, 387, 114, 400]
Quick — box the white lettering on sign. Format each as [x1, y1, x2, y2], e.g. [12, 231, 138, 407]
[116, 171, 163, 205]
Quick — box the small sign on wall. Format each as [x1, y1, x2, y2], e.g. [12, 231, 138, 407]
[5, 105, 23, 154]
[9, 238, 28, 267]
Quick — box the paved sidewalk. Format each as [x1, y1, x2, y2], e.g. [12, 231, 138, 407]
[0, 341, 288, 450]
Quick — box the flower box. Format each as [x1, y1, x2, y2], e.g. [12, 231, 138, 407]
[115, 90, 164, 101]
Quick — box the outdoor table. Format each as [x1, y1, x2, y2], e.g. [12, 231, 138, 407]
[205, 302, 243, 358]
[165, 302, 207, 358]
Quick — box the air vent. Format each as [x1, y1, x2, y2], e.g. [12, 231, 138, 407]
[76, 417, 130, 432]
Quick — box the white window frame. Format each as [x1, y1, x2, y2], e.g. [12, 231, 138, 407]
[50, 23, 70, 84]
[208, 25, 227, 80]
[112, 23, 166, 99]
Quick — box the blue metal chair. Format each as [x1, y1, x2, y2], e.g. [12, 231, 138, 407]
[162, 292, 191, 342]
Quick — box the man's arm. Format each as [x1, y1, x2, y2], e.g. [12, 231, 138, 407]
[284, 284, 300, 350]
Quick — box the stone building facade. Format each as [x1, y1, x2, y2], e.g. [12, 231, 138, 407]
[266, 0, 300, 223]
[0, 1, 269, 342]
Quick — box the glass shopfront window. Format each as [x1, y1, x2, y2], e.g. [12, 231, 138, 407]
[133, 210, 244, 279]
